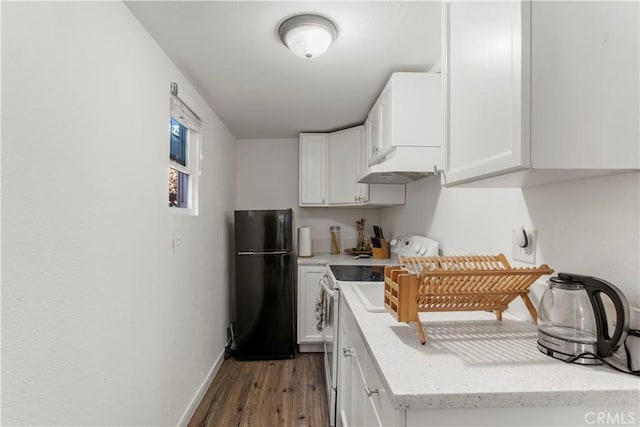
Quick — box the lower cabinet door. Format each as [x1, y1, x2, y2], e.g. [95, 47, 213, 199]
[297, 266, 325, 350]
[338, 326, 353, 427]
[351, 358, 366, 427]
[364, 352, 400, 426]
[337, 296, 394, 427]
[352, 357, 383, 427]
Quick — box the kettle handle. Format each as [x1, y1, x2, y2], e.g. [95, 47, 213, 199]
[559, 273, 630, 358]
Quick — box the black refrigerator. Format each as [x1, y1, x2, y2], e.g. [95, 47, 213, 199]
[233, 209, 295, 360]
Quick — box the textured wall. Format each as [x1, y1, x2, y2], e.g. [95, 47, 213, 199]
[2, 2, 235, 425]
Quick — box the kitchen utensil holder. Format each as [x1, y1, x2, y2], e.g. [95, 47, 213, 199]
[371, 239, 389, 259]
[384, 254, 554, 344]
[355, 220, 365, 250]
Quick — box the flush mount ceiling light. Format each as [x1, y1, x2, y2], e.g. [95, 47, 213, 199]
[277, 14, 338, 59]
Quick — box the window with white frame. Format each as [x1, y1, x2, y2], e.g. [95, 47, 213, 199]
[168, 95, 201, 213]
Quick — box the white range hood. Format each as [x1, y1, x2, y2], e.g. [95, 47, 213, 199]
[358, 145, 442, 184]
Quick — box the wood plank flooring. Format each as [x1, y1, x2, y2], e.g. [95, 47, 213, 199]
[188, 353, 329, 427]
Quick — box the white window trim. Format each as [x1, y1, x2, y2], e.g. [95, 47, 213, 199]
[169, 96, 202, 215]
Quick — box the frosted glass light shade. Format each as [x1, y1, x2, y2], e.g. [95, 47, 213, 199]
[278, 14, 337, 59]
[284, 25, 333, 58]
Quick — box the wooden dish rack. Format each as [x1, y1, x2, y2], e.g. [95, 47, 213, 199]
[384, 254, 554, 344]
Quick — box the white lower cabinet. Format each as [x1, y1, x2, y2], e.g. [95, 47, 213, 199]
[296, 265, 325, 352]
[338, 296, 404, 427]
[337, 287, 637, 426]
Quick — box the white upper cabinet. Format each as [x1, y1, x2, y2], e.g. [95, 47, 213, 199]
[445, 1, 529, 182]
[359, 72, 443, 185]
[299, 127, 405, 207]
[329, 127, 368, 205]
[443, 0, 639, 187]
[368, 98, 383, 161]
[299, 134, 328, 205]
[367, 72, 442, 167]
[531, 1, 639, 170]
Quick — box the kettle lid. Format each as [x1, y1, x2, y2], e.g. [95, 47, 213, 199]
[549, 274, 585, 289]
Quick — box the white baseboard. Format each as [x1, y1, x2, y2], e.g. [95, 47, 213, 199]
[298, 343, 324, 353]
[176, 347, 226, 427]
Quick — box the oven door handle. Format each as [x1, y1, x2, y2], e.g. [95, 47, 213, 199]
[320, 275, 337, 298]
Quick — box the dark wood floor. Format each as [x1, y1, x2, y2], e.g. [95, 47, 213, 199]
[188, 353, 330, 427]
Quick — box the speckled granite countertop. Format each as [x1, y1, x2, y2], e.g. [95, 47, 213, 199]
[338, 280, 640, 411]
[297, 253, 394, 266]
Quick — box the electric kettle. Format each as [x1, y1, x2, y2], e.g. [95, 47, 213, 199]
[537, 273, 629, 365]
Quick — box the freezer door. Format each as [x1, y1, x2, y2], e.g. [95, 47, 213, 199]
[234, 252, 296, 359]
[234, 209, 293, 252]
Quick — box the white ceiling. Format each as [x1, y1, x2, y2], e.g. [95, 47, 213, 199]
[125, 1, 441, 139]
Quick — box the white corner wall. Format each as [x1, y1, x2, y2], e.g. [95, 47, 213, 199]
[381, 172, 640, 310]
[235, 138, 381, 252]
[2, 2, 235, 425]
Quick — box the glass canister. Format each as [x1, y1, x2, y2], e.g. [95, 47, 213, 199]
[330, 226, 341, 254]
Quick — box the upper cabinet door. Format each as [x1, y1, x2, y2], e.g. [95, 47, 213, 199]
[368, 99, 383, 164]
[530, 1, 639, 169]
[328, 127, 367, 204]
[444, 0, 531, 185]
[359, 121, 372, 202]
[298, 127, 404, 207]
[299, 134, 328, 206]
[444, 1, 638, 187]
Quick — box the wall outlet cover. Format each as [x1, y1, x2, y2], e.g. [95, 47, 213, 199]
[512, 228, 536, 264]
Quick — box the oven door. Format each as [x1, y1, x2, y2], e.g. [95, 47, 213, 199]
[320, 274, 339, 426]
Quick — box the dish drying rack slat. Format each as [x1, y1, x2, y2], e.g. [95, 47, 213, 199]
[383, 254, 554, 344]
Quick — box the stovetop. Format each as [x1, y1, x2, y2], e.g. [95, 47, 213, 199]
[329, 265, 385, 282]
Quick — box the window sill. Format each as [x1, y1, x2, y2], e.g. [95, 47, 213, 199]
[168, 207, 197, 216]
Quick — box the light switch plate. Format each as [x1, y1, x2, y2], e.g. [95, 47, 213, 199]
[512, 228, 536, 264]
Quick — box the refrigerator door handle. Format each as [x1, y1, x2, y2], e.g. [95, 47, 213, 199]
[237, 250, 291, 256]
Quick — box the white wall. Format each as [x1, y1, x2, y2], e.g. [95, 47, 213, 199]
[235, 138, 381, 252]
[2, 2, 235, 425]
[381, 172, 640, 310]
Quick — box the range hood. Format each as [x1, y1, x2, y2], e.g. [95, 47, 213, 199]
[357, 146, 442, 185]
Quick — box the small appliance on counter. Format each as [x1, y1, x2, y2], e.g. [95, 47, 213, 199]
[537, 273, 630, 366]
[390, 234, 440, 258]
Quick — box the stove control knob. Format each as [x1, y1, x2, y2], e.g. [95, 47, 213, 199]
[390, 238, 398, 247]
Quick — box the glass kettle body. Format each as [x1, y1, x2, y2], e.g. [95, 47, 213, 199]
[537, 273, 629, 365]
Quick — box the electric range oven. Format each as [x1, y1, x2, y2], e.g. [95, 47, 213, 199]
[321, 265, 385, 427]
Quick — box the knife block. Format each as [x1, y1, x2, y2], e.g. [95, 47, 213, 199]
[371, 239, 389, 259]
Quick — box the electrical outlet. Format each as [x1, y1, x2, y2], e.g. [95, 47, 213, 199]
[512, 228, 536, 264]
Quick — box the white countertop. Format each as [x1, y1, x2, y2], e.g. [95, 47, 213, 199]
[297, 253, 394, 266]
[339, 280, 640, 411]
